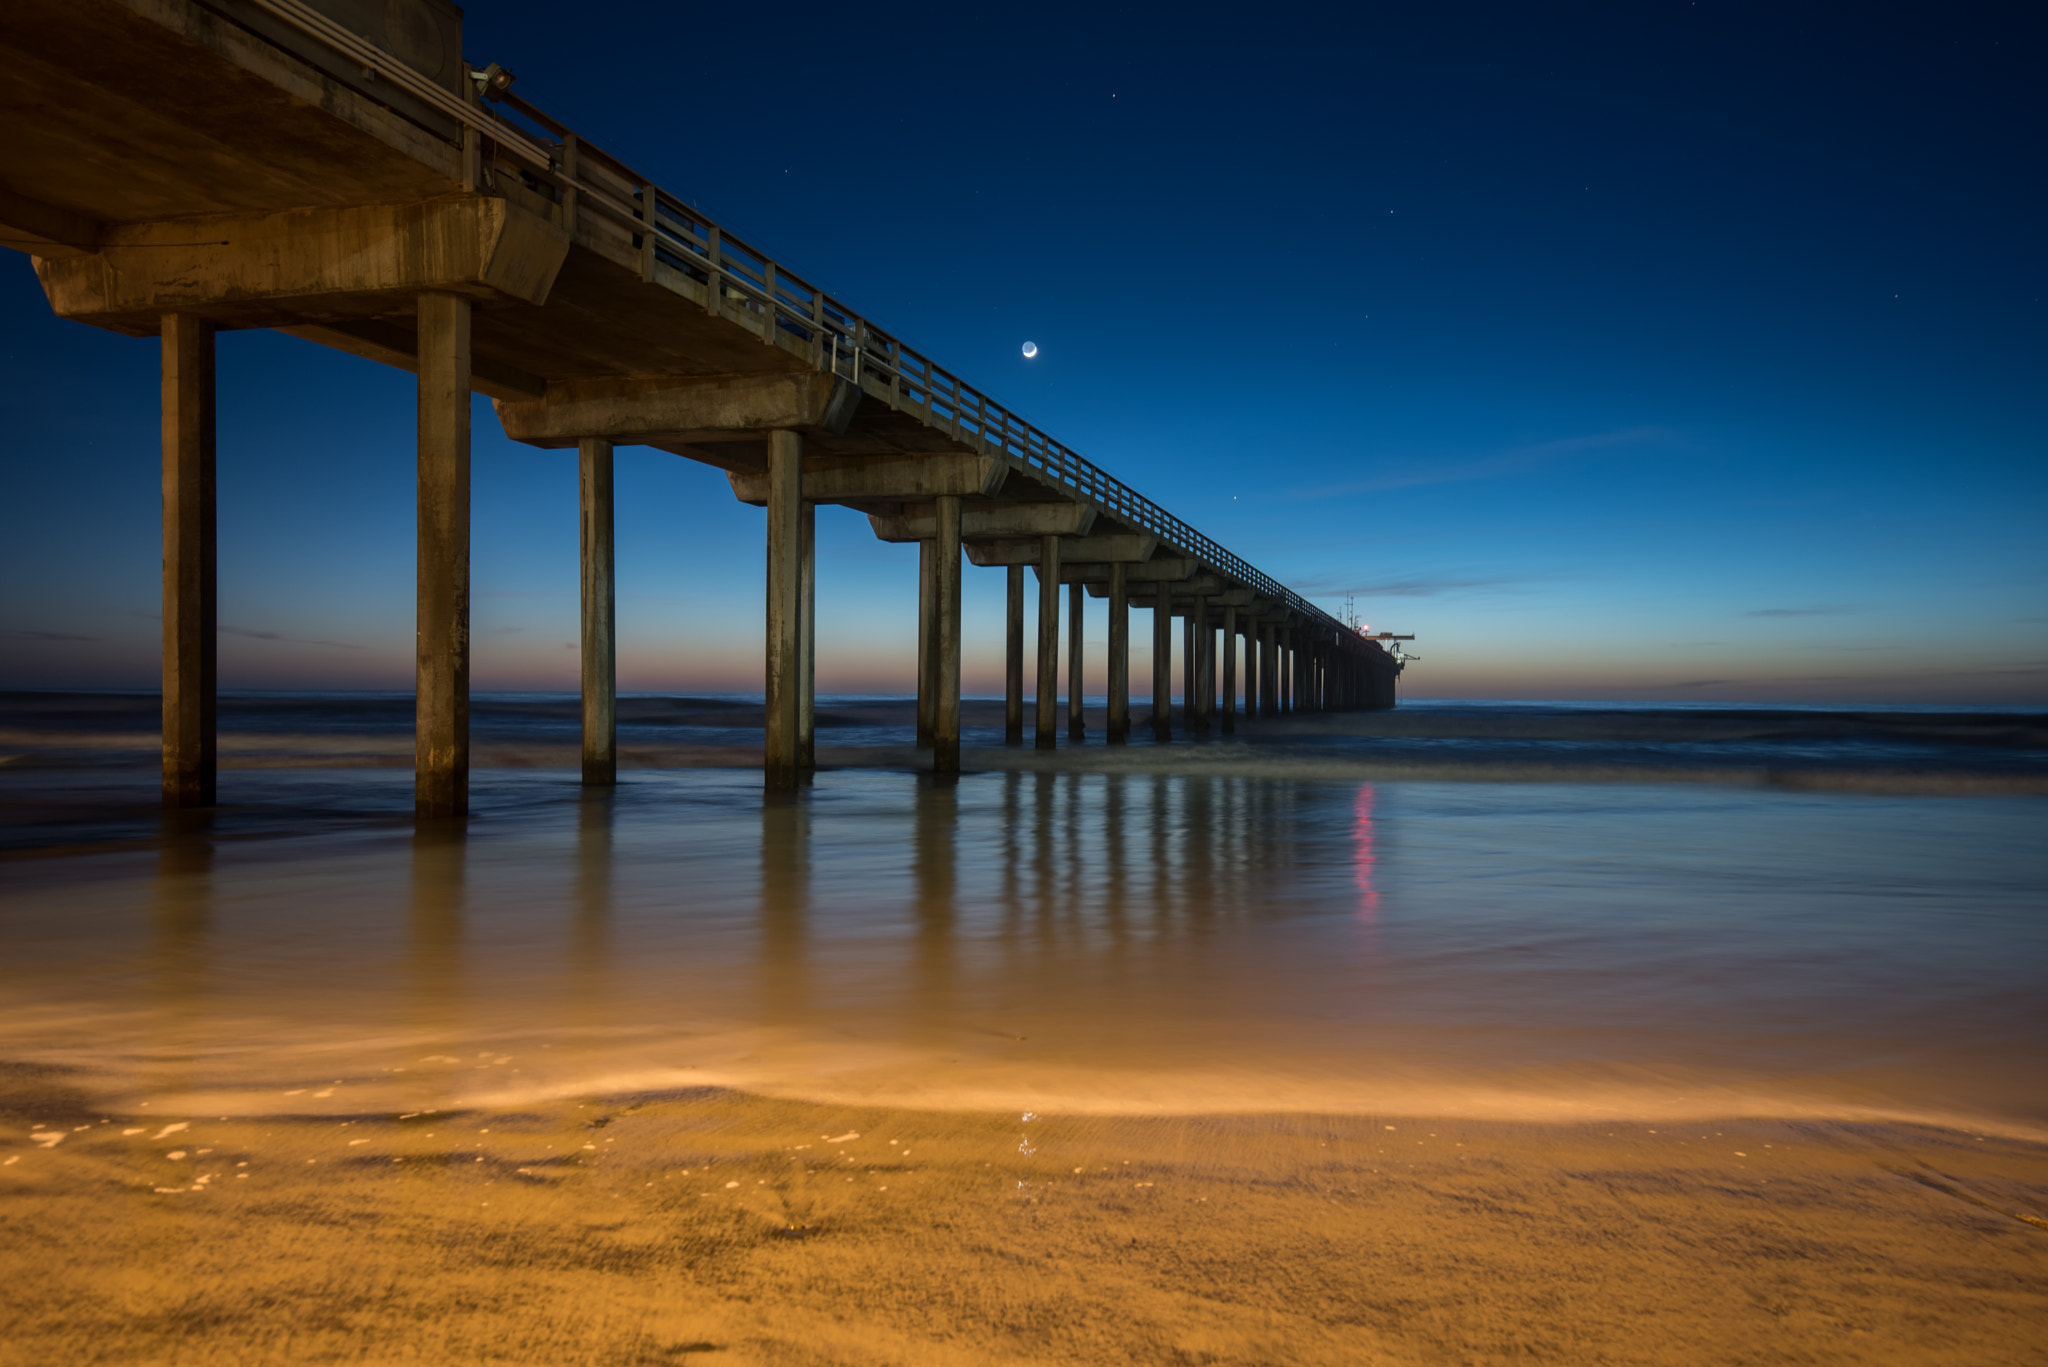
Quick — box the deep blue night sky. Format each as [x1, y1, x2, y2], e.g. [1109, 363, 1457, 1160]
[3, 1, 2042, 701]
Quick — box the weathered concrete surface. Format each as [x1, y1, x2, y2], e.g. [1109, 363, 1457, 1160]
[763, 430, 802, 790]
[414, 290, 470, 818]
[933, 495, 962, 774]
[579, 438, 615, 787]
[1068, 580, 1085, 738]
[160, 312, 215, 808]
[965, 533, 1156, 568]
[728, 454, 1007, 506]
[1005, 565, 1025, 744]
[1034, 536, 1061, 749]
[867, 504, 1095, 542]
[499, 371, 859, 449]
[36, 195, 570, 331]
[1107, 562, 1129, 743]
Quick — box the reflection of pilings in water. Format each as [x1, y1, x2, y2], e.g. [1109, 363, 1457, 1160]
[1062, 771, 1085, 934]
[758, 792, 810, 1024]
[999, 770, 1023, 941]
[572, 790, 615, 1008]
[1103, 774, 1128, 942]
[1182, 777, 1217, 930]
[911, 777, 957, 1023]
[1148, 775, 1175, 928]
[148, 812, 215, 1089]
[1030, 770, 1056, 940]
[407, 823, 466, 1033]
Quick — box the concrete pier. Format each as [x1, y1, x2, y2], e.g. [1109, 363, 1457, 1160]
[1005, 564, 1024, 744]
[1035, 534, 1061, 749]
[160, 313, 216, 809]
[1067, 580, 1085, 739]
[763, 428, 803, 790]
[578, 437, 615, 786]
[415, 291, 471, 819]
[1107, 561, 1129, 743]
[6, 0, 1408, 815]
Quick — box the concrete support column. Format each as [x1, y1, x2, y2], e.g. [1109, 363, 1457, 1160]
[1107, 561, 1129, 744]
[1067, 579, 1085, 738]
[416, 291, 471, 819]
[1242, 617, 1257, 723]
[798, 500, 816, 772]
[764, 427, 803, 790]
[578, 437, 616, 786]
[933, 494, 962, 774]
[1282, 630, 1295, 714]
[916, 539, 935, 749]
[1150, 585, 1172, 740]
[1004, 564, 1024, 744]
[160, 313, 216, 809]
[1220, 604, 1237, 735]
[1034, 534, 1061, 749]
[1261, 622, 1278, 718]
[1190, 595, 1211, 733]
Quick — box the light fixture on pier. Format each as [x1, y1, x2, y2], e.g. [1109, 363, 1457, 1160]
[471, 63, 516, 100]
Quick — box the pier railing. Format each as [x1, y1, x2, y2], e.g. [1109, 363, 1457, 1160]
[236, 0, 1356, 638]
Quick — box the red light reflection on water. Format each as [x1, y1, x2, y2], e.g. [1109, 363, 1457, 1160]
[1352, 783, 1380, 920]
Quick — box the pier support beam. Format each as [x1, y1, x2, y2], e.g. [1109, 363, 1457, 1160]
[1067, 580, 1085, 739]
[1005, 564, 1024, 744]
[1107, 561, 1129, 744]
[933, 494, 961, 774]
[578, 437, 615, 786]
[1034, 534, 1060, 749]
[799, 500, 816, 772]
[1261, 621, 1277, 718]
[916, 539, 934, 749]
[1151, 584, 1172, 740]
[415, 292, 471, 819]
[1220, 605, 1237, 734]
[1190, 594, 1211, 733]
[764, 428, 803, 790]
[1242, 616, 1258, 724]
[160, 313, 216, 809]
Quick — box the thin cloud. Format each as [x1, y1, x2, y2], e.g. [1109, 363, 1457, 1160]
[221, 625, 360, 651]
[1292, 426, 1676, 498]
[1745, 605, 1857, 618]
[1321, 575, 1525, 599]
[4, 629, 96, 643]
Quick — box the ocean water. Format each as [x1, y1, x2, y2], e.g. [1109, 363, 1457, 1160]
[2, 738, 2043, 1134]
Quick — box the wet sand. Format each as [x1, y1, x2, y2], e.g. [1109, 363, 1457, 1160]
[6, 1076, 2045, 1365]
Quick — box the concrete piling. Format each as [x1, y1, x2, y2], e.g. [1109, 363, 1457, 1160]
[1220, 604, 1237, 735]
[160, 313, 216, 810]
[933, 494, 961, 774]
[917, 538, 935, 749]
[1067, 580, 1085, 739]
[764, 427, 803, 790]
[1034, 534, 1060, 749]
[799, 498, 816, 773]
[415, 291, 471, 819]
[1151, 584, 1172, 740]
[1005, 563, 1024, 744]
[578, 437, 615, 786]
[1107, 561, 1129, 743]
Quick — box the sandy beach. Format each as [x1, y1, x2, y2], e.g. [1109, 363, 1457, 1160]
[5, 1076, 2045, 1365]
